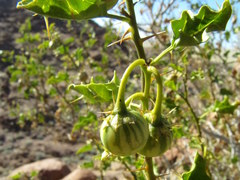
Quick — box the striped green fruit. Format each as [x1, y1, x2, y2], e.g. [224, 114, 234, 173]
[138, 113, 172, 157]
[100, 110, 149, 156]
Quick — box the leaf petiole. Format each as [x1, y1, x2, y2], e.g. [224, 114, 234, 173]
[105, 13, 130, 23]
[150, 45, 174, 65]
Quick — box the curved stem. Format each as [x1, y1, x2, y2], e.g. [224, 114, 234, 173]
[125, 92, 145, 107]
[114, 59, 146, 113]
[147, 66, 163, 120]
[150, 45, 174, 66]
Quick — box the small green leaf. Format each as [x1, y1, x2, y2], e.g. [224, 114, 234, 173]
[171, 0, 232, 46]
[72, 112, 97, 132]
[81, 161, 94, 168]
[190, 69, 204, 81]
[11, 173, 22, 180]
[213, 96, 240, 114]
[169, 63, 184, 72]
[172, 126, 184, 138]
[17, 0, 118, 20]
[68, 72, 119, 104]
[47, 72, 69, 84]
[164, 79, 178, 91]
[231, 156, 239, 164]
[76, 144, 93, 155]
[182, 153, 211, 180]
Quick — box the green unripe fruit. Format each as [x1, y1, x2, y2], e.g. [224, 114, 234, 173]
[138, 113, 172, 157]
[100, 110, 149, 156]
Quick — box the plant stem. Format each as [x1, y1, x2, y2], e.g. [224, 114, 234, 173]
[180, 70, 204, 155]
[125, 1, 156, 179]
[142, 69, 151, 110]
[182, 95, 204, 153]
[118, 157, 138, 180]
[114, 59, 145, 113]
[125, 92, 145, 106]
[147, 66, 163, 121]
[145, 157, 156, 180]
[126, 0, 146, 60]
[150, 45, 174, 65]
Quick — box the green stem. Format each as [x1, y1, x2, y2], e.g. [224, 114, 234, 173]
[126, 0, 146, 60]
[125, 92, 145, 107]
[150, 45, 174, 66]
[118, 157, 138, 180]
[145, 157, 156, 180]
[147, 66, 163, 121]
[183, 96, 204, 154]
[180, 70, 204, 155]
[105, 13, 130, 23]
[142, 69, 151, 110]
[114, 59, 146, 113]
[125, 1, 155, 179]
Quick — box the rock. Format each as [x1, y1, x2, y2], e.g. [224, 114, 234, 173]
[9, 158, 70, 180]
[62, 168, 97, 180]
[88, 50, 102, 61]
[103, 170, 133, 180]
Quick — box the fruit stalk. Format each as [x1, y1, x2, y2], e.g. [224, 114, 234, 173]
[114, 59, 146, 113]
[147, 66, 163, 123]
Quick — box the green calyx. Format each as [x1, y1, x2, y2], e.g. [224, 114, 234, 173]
[100, 109, 149, 156]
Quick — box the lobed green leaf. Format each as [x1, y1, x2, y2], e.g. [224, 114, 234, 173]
[182, 153, 211, 180]
[213, 96, 240, 114]
[171, 0, 232, 46]
[68, 72, 119, 104]
[17, 0, 118, 20]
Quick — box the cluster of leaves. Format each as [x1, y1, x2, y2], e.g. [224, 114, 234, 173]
[2, 16, 127, 139]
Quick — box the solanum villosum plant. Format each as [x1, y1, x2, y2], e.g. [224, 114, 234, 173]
[17, 0, 232, 179]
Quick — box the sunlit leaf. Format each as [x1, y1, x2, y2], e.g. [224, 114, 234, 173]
[213, 96, 240, 114]
[11, 173, 22, 180]
[76, 144, 93, 155]
[68, 71, 119, 104]
[81, 161, 94, 168]
[47, 71, 69, 84]
[182, 153, 211, 180]
[72, 112, 97, 132]
[171, 0, 232, 46]
[17, 0, 118, 20]
[164, 79, 178, 91]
